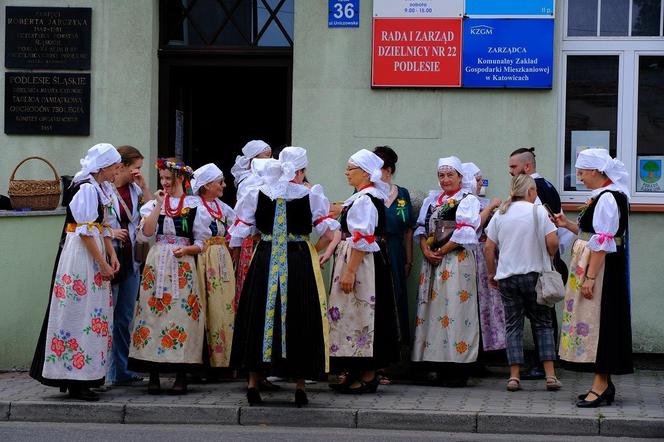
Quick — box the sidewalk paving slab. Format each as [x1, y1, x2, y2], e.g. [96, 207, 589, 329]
[1, 370, 663, 438]
[124, 404, 239, 425]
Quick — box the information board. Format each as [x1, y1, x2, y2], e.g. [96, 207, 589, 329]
[373, 0, 463, 18]
[372, 18, 462, 87]
[462, 19, 554, 88]
[5, 7, 92, 69]
[465, 0, 555, 17]
[5, 72, 91, 135]
[329, 0, 360, 28]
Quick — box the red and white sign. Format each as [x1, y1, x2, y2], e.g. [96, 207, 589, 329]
[372, 18, 462, 87]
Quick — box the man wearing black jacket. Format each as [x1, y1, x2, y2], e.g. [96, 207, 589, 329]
[508, 147, 568, 380]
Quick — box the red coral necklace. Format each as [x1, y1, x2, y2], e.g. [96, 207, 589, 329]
[164, 194, 185, 217]
[201, 197, 223, 220]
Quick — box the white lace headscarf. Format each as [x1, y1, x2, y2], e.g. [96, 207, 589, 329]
[191, 163, 224, 195]
[72, 143, 121, 184]
[575, 148, 630, 198]
[437, 156, 474, 194]
[230, 140, 271, 186]
[348, 149, 389, 200]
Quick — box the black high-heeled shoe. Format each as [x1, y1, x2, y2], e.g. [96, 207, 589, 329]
[576, 386, 614, 408]
[247, 387, 263, 406]
[294, 389, 308, 407]
[339, 376, 379, 394]
[577, 380, 615, 401]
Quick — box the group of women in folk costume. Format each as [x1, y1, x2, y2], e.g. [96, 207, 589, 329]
[31, 142, 633, 410]
[31, 144, 123, 401]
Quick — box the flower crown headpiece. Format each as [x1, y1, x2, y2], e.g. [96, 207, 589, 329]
[156, 158, 194, 178]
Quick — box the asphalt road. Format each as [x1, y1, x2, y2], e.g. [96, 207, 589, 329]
[0, 422, 656, 442]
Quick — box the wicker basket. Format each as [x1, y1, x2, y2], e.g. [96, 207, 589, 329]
[8, 156, 61, 210]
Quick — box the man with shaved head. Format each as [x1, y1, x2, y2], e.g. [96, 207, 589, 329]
[507, 147, 568, 380]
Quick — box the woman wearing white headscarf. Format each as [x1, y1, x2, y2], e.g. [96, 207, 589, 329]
[230, 140, 272, 305]
[462, 162, 507, 354]
[30, 143, 122, 401]
[229, 147, 340, 407]
[327, 149, 400, 394]
[554, 149, 632, 407]
[191, 164, 236, 368]
[411, 156, 481, 387]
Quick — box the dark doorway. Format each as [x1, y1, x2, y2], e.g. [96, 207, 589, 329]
[158, 0, 294, 204]
[161, 60, 291, 204]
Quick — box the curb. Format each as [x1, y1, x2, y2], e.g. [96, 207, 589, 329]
[124, 404, 239, 425]
[4, 401, 664, 438]
[9, 401, 124, 423]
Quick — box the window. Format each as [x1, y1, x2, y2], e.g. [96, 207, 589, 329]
[162, 0, 294, 48]
[560, 1, 664, 204]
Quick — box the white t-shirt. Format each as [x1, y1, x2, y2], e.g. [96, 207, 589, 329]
[485, 201, 557, 280]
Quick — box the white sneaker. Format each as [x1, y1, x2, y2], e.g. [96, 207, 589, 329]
[304, 379, 317, 384]
[266, 376, 284, 382]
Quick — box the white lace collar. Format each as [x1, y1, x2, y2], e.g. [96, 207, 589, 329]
[343, 185, 385, 206]
[590, 183, 622, 199]
[428, 188, 468, 207]
[259, 182, 310, 201]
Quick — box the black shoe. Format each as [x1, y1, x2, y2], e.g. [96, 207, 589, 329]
[294, 389, 308, 407]
[576, 387, 614, 408]
[247, 387, 263, 406]
[521, 367, 546, 380]
[339, 377, 379, 395]
[578, 381, 615, 401]
[329, 373, 354, 391]
[258, 378, 282, 392]
[147, 373, 161, 395]
[68, 387, 100, 402]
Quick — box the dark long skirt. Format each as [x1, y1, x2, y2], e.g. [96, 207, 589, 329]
[563, 245, 633, 375]
[230, 240, 326, 380]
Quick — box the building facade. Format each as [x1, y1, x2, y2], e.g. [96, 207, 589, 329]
[1, 0, 662, 369]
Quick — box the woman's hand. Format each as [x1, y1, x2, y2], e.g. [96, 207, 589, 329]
[109, 253, 121, 275]
[580, 278, 595, 300]
[423, 247, 443, 266]
[328, 202, 343, 219]
[488, 198, 502, 210]
[553, 213, 570, 229]
[488, 274, 498, 289]
[319, 248, 334, 266]
[155, 190, 165, 205]
[340, 269, 356, 294]
[99, 261, 115, 280]
[112, 228, 129, 242]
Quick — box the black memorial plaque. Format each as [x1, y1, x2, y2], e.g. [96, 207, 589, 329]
[5, 7, 91, 69]
[5, 72, 90, 135]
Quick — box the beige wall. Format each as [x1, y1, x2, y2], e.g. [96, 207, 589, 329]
[0, 0, 160, 195]
[291, 0, 664, 353]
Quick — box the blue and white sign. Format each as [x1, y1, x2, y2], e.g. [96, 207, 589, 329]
[466, 0, 555, 17]
[462, 19, 554, 88]
[329, 0, 359, 28]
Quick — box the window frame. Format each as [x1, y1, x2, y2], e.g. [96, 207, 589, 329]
[558, 0, 664, 205]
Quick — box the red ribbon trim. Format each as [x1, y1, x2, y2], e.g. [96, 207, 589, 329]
[352, 231, 376, 244]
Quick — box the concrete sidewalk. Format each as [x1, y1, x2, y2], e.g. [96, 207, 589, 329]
[1, 369, 663, 438]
